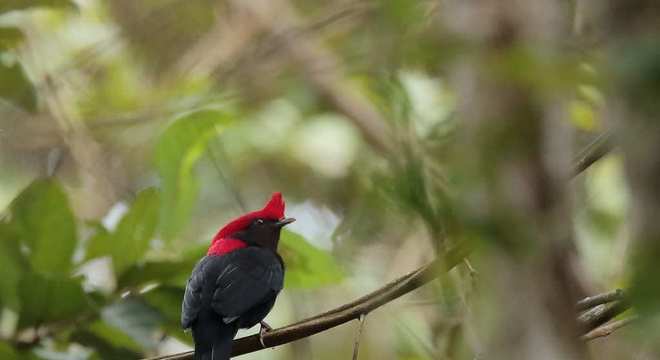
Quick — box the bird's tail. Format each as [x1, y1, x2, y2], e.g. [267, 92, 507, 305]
[193, 321, 238, 360]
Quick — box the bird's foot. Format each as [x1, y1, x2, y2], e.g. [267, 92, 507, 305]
[259, 321, 273, 348]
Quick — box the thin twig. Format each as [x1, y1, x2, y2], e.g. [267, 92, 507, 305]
[581, 316, 637, 341]
[351, 314, 367, 360]
[571, 129, 613, 177]
[578, 300, 630, 332]
[575, 289, 625, 311]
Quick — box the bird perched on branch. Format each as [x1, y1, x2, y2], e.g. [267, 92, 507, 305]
[181, 193, 294, 360]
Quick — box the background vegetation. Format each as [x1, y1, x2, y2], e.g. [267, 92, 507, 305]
[0, 0, 658, 359]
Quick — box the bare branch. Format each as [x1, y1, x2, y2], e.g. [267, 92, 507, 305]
[575, 289, 625, 311]
[578, 300, 630, 332]
[571, 130, 614, 178]
[582, 316, 637, 341]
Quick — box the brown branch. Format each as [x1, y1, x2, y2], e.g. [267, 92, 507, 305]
[571, 129, 614, 177]
[581, 316, 637, 341]
[578, 300, 630, 332]
[575, 288, 625, 311]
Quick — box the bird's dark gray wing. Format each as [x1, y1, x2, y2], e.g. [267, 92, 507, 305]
[181, 258, 207, 329]
[211, 247, 284, 320]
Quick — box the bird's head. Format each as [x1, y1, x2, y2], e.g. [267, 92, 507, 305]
[208, 192, 295, 255]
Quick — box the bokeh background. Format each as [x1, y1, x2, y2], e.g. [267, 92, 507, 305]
[1, 0, 659, 359]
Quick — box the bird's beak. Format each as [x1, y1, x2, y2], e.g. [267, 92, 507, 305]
[275, 218, 296, 227]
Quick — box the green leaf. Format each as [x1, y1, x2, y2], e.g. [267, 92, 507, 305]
[71, 322, 142, 359]
[155, 109, 234, 241]
[141, 286, 184, 324]
[9, 179, 76, 275]
[0, 61, 37, 112]
[0, 27, 24, 50]
[117, 244, 205, 289]
[17, 272, 91, 329]
[141, 286, 193, 345]
[86, 188, 160, 274]
[88, 320, 143, 352]
[279, 230, 344, 288]
[118, 258, 193, 290]
[101, 298, 163, 349]
[0, 0, 76, 14]
[0, 341, 17, 359]
[0, 226, 23, 310]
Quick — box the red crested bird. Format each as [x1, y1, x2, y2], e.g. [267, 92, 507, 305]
[181, 193, 294, 360]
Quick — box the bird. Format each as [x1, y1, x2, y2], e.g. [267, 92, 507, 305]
[181, 192, 295, 360]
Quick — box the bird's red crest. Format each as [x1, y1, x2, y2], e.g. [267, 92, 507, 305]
[208, 193, 286, 255]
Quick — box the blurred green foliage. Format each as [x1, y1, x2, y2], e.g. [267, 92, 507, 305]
[0, 0, 648, 359]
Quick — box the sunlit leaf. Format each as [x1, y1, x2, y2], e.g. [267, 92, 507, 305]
[0, 61, 37, 112]
[17, 272, 91, 329]
[279, 230, 343, 288]
[569, 100, 598, 131]
[156, 109, 234, 241]
[9, 179, 76, 275]
[86, 188, 160, 274]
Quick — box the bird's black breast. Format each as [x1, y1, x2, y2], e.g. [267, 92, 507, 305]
[181, 247, 284, 330]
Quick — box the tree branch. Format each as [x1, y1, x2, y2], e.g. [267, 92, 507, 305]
[575, 288, 625, 311]
[571, 130, 614, 178]
[581, 316, 637, 341]
[578, 299, 630, 332]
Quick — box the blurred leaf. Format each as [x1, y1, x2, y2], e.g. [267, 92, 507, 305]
[9, 179, 76, 275]
[88, 320, 143, 352]
[118, 259, 193, 290]
[0, 225, 23, 310]
[71, 321, 142, 359]
[570, 100, 598, 131]
[156, 109, 234, 241]
[87, 188, 160, 274]
[0, 0, 75, 13]
[279, 230, 343, 288]
[101, 298, 163, 349]
[141, 286, 194, 345]
[0, 341, 17, 358]
[141, 286, 184, 324]
[117, 244, 205, 290]
[17, 272, 91, 329]
[0, 61, 37, 112]
[0, 27, 24, 50]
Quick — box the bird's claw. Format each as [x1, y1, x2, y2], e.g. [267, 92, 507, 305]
[259, 321, 272, 348]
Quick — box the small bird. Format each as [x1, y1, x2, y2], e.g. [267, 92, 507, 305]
[181, 192, 294, 360]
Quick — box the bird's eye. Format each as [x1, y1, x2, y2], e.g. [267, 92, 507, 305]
[255, 219, 264, 225]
